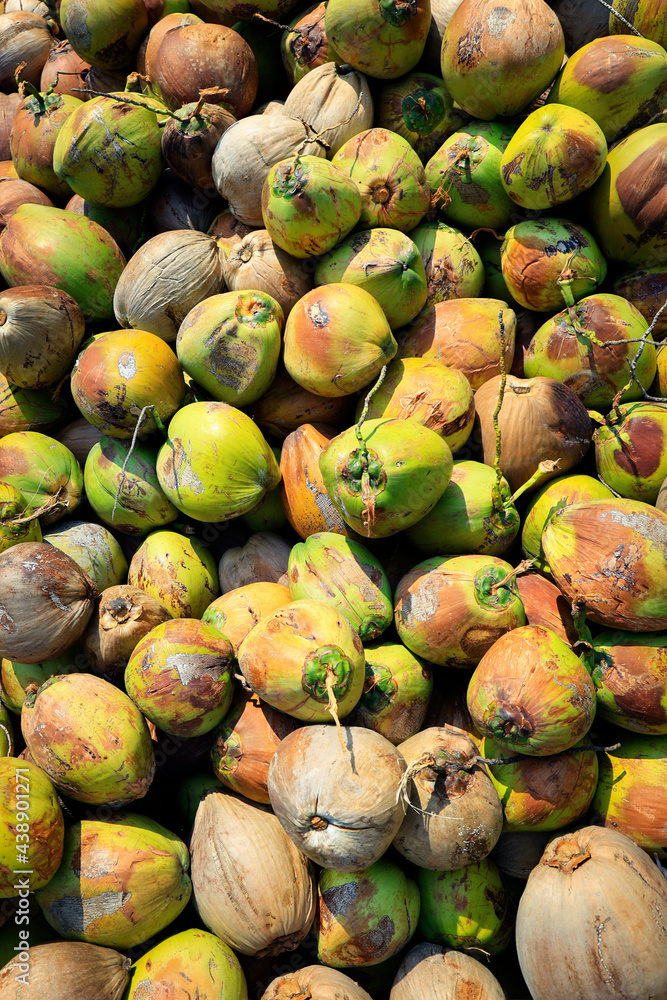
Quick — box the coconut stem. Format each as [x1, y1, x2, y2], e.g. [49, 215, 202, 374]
[488, 558, 535, 595]
[507, 459, 561, 506]
[491, 309, 508, 507]
[296, 88, 364, 155]
[324, 663, 345, 753]
[353, 365, 388, 534]
[72, 87, 182, 120]
[111, 404, 155, 523]
[596, 0, 644, 35]
[2, 486, 66, 526]
[468, 741, 621, 769]
[570, 599, 596, 671]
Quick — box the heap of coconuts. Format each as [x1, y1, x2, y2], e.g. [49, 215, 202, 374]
[0, 0, 667, 998]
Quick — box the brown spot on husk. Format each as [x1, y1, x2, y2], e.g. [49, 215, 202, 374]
[612, 416, 665, 480]
[572, 37, 638, 93]
[616, 142, 667, 232]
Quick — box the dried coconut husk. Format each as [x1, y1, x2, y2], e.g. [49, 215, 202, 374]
[267, 725, 407, 872]
[218, 531, 291, 594]
[190, 788, 317, 957]
[0, 541, 97, 663]
[279, 422, 357, 539]
[282, 62, 374, 158]
[81, 65, 129, 98]
[207, 207, 255, 246]
[161, 101, 236, 191]
[515, 571, 577, 646]
[0, 285, 85, 389]
[202, 581, 291, 654]
[390, 941, 505, 1000]
[82, 584, 172, 682]
[223, 229, 313, 318]
[210, 688, 301, 803]
[0, 92, 21, 159]
[141, 12, 203, 84]
[55, 418, 103, 467]
[263, 965, 373, 1000]
[254, 372, 355, 441]
[0, 11, 55, 90]
[39, 40, 91, 98]
[491, 830, 552, 880]
[0, 941, 131, 1000]
[393, 725, 503, 870]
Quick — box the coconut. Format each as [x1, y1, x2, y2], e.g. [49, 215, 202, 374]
[524, 292, 655, 407]
[542, 498, 667, 630]
[440, 0, 564, 119]
[1, 650, 84, 713]
[0, 757, 63, 897]
[0, 204, 125, 321]
[592, 630, 667, 734]
[59, 0, 147, 69]
[317, 858, 420, 967]
[0, 481, 41, 556]
[202, 581, 291, 654]
[279, 422, 357, 539]
[590, 735, 667, 854]
[82, 584, 172, 682]
[35, 814, 191, 948]
[264, 967, 372, 1000]
[389, 942, 506, 1000]
[609, 0, 666, 45]
[399, 298, 516, 390]
[405, 220, 485, 306]
[223, 229, 313, 319]
[376, 72, 465, 164]
[161, 101, 236, 190]
[287, 532, 393, 642]
[514, 571, 578, 645]
[394, 554, 526, 668]
[10, 88, 83, 199]
[190, 788, 316, 956]
[500, 217, 607, 312]
[349, 640, 433, 745]
[65, 194, 146, 262]
[0, 285, 85, 390]
[39, 40, 91, 99]
[325, 0, 429, 80]
[84, 436, 179, 537]
[614, 264, 667, 341]
[0, 376, 70, 438]
[405, 460, 520, 558]
[587, 122, 667, 268]
[125, 617, 234, 737]
[141, 10, 204, 84]
[212, 115, 326, 226]
[516, 827, 667, 1000]
[22, 672, 155, 805]
[282, 61, 373, 158]
[0, 93, 21, 160]
[425, 121, 516, 230]
[147, 168, 224, 235]
[128, 528, 219, 618]
[125, 929, 247, 1000]
[0, 542, 96, 663]
[113, 229, 226, 341]
[0, 11, 55, 90]
[593, 402, 667, 504]
[267, 724, 407, 871]
[218, 532, 291, 594]
[281, 2, 336, 84]
[0, 942, 131, 1000]
[252, 372, 355, 445]
[467, 624, 596, 756]
[0, 174, 53, 231]
[393, 726, 503, 870]
[156, 401, 281, 523]
[315, 228, 428, 330]
[42, 520, 127, 593]
[418, 856, 511, 956]
[474, 375, 592, 493]
[548, 35, 667, 145]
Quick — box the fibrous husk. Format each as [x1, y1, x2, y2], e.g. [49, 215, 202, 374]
[393, 726, 503, 870]
[0, 541, 96, 663]
[263, 965, 372, 1000]
[279, 422, 357, 539]
[0, 92, 21, 159]
[516, 826, 667, 1000]
[514, 571, 577, 646]
[113, 229, 227, 342]
[281, 61, 374, 158]
[190, 787, 317, 957]
[267, 724, 407, 872]
[212, 114, 326, 226]
[0, 942, 131, 1000]
[389, 941, 506, 1000]
[0, 285, 85, 389]
[147, 168, 224, 235]
[82, 584, 172, 681]
[0, 11, 55, 90]
[218, 531, 291, 594]
[223, 229, 313, 319]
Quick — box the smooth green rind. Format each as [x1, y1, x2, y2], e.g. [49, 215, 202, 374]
[43, 520, 127, 592]
[125, 928, 248, 1000]
[417, 858, 511, 956]
[351, 640, 433, 745]
[128, 529, 219, 619]
[0, 759, 63, 897]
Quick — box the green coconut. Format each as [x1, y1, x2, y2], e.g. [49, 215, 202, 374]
[592, 630, 667, 735]
[156, 401, 281, 523]
[319, 417, 453, 538]
[125, 618, 234, 738]
[60, 0, 149, 69]
[609, 0, 667, 46]
[425, 121, 516, 230]
[614, 264, 667, 341]
[0, 481, 42, 554]
[21, 672, 155, 805]
[524, 292, 655, 407]
[314, 228, 428, 330]
[405, 461, 520, 558]
[467, 625, 596, 756]
[53, 96, 163, 208]
[409, 220, 485, 305]
[417, 857, 511, 956]
[287, 532, 393, 642]
[128, 528, 219, 618]
[176, 289, 283, 407]
[0, 702, 12, 756]
[43, 520, 127, 593]
[324, 0, 430, 80]
[332, 127, 430, 233]
[84, 436, 179, 537]
[592, 402, 667, 505]
[66, 195, 146, 260]
[0, 758, 64, 898]
[350, 640, 433, 745]
[317, 859, 420, 967]
[375, 71, 465, 163]
[1, 650, 84, 714]
[35, 813, 191, 948]
[0, 205, 126, 321]
[500, 104, 607, 210]
[125, 928, 247, 1000]
[281, 3, 338, 84]
[522, 474, 614, 574]
[500, 217, 607, 312]
[10, 87, 84, 198]
[548, 35, 667, 144]
[0, 376, 72, 438]
[0, 431, 83, 526]
[261, 154, 363, 259]
[587, 122, 667, 267]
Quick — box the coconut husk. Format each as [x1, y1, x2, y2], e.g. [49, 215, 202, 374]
[389, 942, 505, 1000]
[218, 531, 291, 594]
[223, 229, 313, 319]
[0, 942, 131, 1000]
[83, 584, 172, 681]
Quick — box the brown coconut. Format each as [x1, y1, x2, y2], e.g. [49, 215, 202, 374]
[0, 175, 52, 230]
[222, 229, 314, 318]
[279, 422, 357, 540]
[0, 942, 131, 1000]
[0, 92, 21, 160]
[263, 967, 373, 1000]
[0, 285, 85, 389]
[514, 571, 578, 645]
[390, 942, 506, 1000]
[218, 531, 291, 594]
[253, 372, 355, 441]
[202, 581, 291, 654]
[281, 61, 374, 158]
[82, 584, 173, 682]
